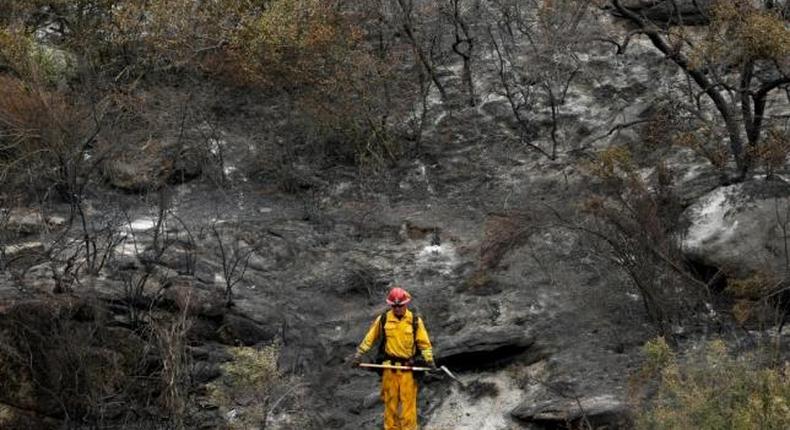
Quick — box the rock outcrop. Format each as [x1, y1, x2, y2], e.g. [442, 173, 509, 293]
[682, 179, 790, 277]
[611, 0, 712, 26]
[511, 394, 631, 429]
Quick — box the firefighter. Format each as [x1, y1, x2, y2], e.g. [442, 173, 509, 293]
[350, 286, 435, 430]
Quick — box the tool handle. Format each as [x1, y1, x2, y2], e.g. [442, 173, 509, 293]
[358, 363, 432, 371]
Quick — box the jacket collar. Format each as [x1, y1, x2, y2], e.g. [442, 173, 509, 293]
[387, 308, 412, 322]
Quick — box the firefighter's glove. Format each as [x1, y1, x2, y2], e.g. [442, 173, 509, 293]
[427, 361, 439, 372]
[348, 352, 363, 368]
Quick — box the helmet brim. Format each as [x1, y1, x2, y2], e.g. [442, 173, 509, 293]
[386, 297, 411, 306]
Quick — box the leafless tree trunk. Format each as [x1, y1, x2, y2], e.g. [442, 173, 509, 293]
[444, 0, 478, 106]
[489, 26, 556, 158]
[211, 222, 256, 307]
[611, 0, 790, 180]
[396, 0, 448, 101]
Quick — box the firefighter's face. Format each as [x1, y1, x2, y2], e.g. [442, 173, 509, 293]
[392, 303, 407, 318]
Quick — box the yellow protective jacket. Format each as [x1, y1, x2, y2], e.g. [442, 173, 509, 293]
[357, 309, 434, 363]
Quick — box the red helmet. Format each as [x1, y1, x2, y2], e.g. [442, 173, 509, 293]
[386, 287, 411, 306]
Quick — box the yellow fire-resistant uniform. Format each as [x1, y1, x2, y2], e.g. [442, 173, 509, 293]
[357, 309, 434, 430]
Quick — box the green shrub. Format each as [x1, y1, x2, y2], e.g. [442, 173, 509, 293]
[632, 338, 790, 430]
[0, 28, 76, 85]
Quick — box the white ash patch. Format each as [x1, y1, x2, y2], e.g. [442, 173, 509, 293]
[223, 164, 238, 176]
[209, 138, 224, 155]
[478, 90, 509, 106]
[679, 164, 705, 183]
[704, 302, 717, 318]
[682, 185, 740, 251]
[332, 181, 351, 195]
[426, 86, 445, 111]
[114, 242, 139, 257]
[562, 91, 596, 117]
[415, 243, 459, 276]
[2, 241, 44, 256]
[427, 372, 522, 430]
[433, 111, 448, 127]
[124, 217, 156, 232]
[661, 147, 711, 185]
[399, 161, 435, 195]
[639, 166, 654, 179]
[214, 273, 226, 285]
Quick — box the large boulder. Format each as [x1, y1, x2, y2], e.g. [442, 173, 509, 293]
[681, 179, 790, 277]
[102, 138, 204, 192]
[511, 394, 631, 429]
[162, 275, 225, 317]
[102, 140, 170, 192]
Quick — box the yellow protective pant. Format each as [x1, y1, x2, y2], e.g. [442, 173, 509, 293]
[381, 368, 418, 430]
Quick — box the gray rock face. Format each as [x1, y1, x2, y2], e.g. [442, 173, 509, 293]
[20, 262, 56, 293]
[612, 0, 712, 26]
[162, 275, 225, 317]
[2, 242, 46, 270]
[191, 360, 223, 384]
[218, 312, 280, 346]
[1, 208, 65, 236]
[438, 326, 537, 370]
[5, 5, 777, 428]
[682, 179, 790, 277]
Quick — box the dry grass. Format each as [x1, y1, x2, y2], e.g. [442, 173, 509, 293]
[0, 296, 200, 429]
[0, 299, 138, 425]
[479, 212, 535, 270]
[581, 147, 701, 334]
[749, 128, 790, 177]
[0, 75, 91, 191]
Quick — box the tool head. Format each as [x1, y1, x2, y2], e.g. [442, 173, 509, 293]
[440, 365, 466, 388]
